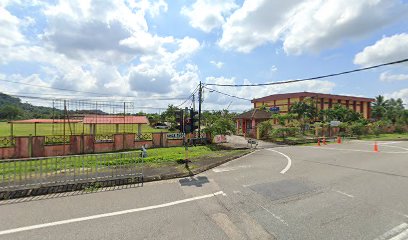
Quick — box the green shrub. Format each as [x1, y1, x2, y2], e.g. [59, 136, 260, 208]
[350, 122, 368, 136]
[258, 120, 273, 139]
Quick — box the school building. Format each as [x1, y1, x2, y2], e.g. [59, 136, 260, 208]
[235, 91, 375, 138]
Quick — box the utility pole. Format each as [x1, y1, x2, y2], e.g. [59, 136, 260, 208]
[192, 93, 195, 111]
[198, 81, 202, 138]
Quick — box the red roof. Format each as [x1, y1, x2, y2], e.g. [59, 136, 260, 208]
[251, 91, 375, 103]
[83, 115, 149, 124]
[9, 119, 82, 124]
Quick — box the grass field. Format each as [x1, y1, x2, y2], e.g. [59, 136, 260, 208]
[0, 146, 248, 178]
[0, 122, 166, 136]
[358, 133, 408, 141]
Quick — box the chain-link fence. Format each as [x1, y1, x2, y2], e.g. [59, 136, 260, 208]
[0, 151, 143, 192]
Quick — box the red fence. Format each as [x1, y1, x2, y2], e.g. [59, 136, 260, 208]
[0, 132, 211, 159]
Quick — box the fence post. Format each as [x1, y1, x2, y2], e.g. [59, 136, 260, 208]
[28, 134, 33, 158]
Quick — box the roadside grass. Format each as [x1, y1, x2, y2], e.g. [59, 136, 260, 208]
[0, 145, 248, 179]
[358, 133, 408, 141]
[0, 122, 166, 136]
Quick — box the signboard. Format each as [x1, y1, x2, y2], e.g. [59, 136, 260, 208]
[330, 121, 341, 127]
[167, 133, 185, 139]
[269, 107, 280, 113]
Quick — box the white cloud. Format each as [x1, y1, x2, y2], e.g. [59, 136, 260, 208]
[0, 5, 26, 47]
[210, 61, 224, 69]
[181, 0, 238, 33]
[354, 33, 408, 67]
[0, 0, 202, 102]
[385, 88, 408, 104]
[380, 71, 408, 82]
[128, 0, 168, 18]
[219, 0, 408, 54]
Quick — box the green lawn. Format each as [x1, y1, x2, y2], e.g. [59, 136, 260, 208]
[0, 146, 247, 179]
[358, 133, 408, 141]
[0, 122, 165, 136]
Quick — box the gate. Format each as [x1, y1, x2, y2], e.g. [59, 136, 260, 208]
[0, 151, 143, 192]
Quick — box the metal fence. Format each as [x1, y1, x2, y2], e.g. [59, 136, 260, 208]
[135, 133, 153, 141]
[0, 137, 15, 148]
[45, 135, 70, 145]
[0, 151, 143, 191]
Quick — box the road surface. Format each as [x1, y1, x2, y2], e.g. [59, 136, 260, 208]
[0, 140, 408, 240]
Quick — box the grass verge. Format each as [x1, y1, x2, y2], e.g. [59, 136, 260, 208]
[0, 145, 248, 179]
[358, 133, 408, 141]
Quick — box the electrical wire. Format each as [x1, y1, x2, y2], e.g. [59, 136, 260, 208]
[176, 84, 200, 108]
[0, 79, 189, 100]
[205, 58, 408, 87]
[203, 86, 252, 101]
[1, 91, 189, 101]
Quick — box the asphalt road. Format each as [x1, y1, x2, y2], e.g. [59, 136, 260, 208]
[1, 140, 408, 240]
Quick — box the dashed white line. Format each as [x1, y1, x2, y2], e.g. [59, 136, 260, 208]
[0, 191, 226, 236]
[334, 190, 354, 198]
[266, 149, 292, 174]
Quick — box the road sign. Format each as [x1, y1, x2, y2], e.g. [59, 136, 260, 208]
[167, 133, 185, 139]
[269, 107, 280, 113]
[330, 121, 341, 127]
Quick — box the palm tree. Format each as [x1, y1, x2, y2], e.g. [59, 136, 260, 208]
[371, 95, 387, 119]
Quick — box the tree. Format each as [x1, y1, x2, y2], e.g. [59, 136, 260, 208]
[371, 95, 387, 119]
[0, 104, 22, 120]
[385, 98, 405, 124]
[289, 97, 317, 132]
[202, 110, 236, 136]
[320, 104, 362, 123]
[160, 104, 180, 130]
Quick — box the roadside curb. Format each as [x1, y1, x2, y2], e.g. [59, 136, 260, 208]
[144, 149, 254, 182]
[0, 150, 254, 201]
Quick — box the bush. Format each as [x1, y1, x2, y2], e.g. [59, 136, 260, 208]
[258, 120, 273, 139]
[350, 122, 368, 136]
[395, 124, 406, 134]
[270, 127, 299, 139]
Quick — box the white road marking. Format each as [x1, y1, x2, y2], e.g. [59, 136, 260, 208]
[213, 165, 251, 173]
[374, 223, 408, 240]
[266, 149, 292, 174]
[0, 191, 226, 236]
[233, 190, 241, 194]
[334, 190, 354, 198]
[390, 229, 408, 240]
[259, 206, 289, 226]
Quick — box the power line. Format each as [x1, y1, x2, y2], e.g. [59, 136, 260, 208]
[203, 86, 252, 101]
[205, 58, 408, 87]
[0, 79, 190, 100]
[177, 84, 200, 108]
[0, 89, 189, 101]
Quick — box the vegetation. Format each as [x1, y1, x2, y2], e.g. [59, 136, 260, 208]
[202, 110, 236, 136]
[257, 95, 407, 141]
[0, 146, 248, 177]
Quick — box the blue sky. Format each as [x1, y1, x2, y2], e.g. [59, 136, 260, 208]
[0, 0, 408, 112]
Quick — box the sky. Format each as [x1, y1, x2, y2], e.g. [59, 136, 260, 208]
[0, 0, 408, 113]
